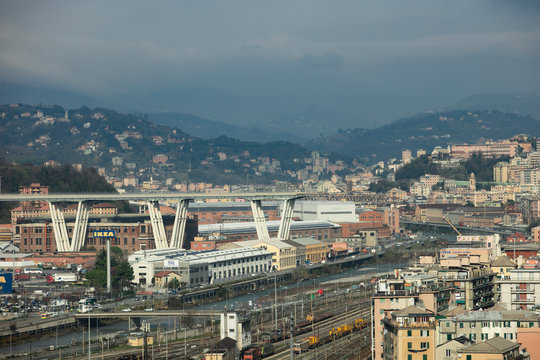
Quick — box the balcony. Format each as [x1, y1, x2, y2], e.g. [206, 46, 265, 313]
[511, 298, 535, 303]
[512, 288, 534, 293]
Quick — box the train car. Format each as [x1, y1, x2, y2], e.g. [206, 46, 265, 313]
[260, 329, 283, 343]
[293, 336, 319, 354]
[329, 324, 352, 338]
[353, 318, 366, 330]
[244, 343, 275, 359]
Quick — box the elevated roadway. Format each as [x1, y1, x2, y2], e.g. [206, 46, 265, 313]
[401, 219, 518, 235]
[1, 191, 304, 251]
[73, 310, 219, 319]
[0, 191, 305, 202]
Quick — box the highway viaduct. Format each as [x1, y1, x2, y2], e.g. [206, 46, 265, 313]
[0, 191, 305, 251]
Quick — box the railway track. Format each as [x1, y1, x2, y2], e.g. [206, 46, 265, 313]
[263, 308, 371, 360]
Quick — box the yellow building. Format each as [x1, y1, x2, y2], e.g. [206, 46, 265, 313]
[288, 237, 329, 264]
[490, 255, 517, 280]
[128, 333, 154, 347]
[226, 239, 297, 271]
[383, 305, 437, 360]
[457, 336, 528, 360]
[494, 162, 509, 183]
[153, 271, 182, 288]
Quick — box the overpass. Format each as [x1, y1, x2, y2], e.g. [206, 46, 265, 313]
[74, 310, 219, 319]
[401, 219, 518, 236]
[0, 191, 304, 252]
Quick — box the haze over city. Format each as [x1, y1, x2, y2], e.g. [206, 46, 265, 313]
[1, 0, 540, 131]
[1, 2, 540, 360]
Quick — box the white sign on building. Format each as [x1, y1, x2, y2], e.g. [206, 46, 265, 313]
[164, 259, 179, 268]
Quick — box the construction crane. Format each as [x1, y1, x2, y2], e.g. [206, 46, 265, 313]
[442, 216, 462, 236]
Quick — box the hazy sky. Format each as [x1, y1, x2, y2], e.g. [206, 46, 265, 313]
[1, 0, 539, 127]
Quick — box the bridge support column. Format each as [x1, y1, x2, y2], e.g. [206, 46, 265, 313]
[147, 201, 168, 249]
[277, 198, 296, 240]
[49, 202, 70, 252]
[128, 317, 141, 331]
[170, 199, 191, 249]
[250, 200, 270, 239]
[70, 201, 89, 251]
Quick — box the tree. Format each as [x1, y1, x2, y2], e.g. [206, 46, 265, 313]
[168, 277, 181, 291]
[85, 246, 133, 291]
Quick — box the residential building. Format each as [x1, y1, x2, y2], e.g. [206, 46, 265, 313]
[371, 289, 417, 360]
[436, 336, 474, 360]
[437, 309, 540, 344]
[457, 336, 529, 360]
[382, 305, 437, 360]
[438, 264, 495, 310]
[498, 268, 540, 310]
[153, 271, 182, 288]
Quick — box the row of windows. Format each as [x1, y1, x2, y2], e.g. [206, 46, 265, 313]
[211, 256, 267, 267]
[450, 321, 536, 328]
[406, 330, 429, 337]
[212, 264, 268, 279]
[407, 355, 427, 360]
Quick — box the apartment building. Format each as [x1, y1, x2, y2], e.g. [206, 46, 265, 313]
[457, 336, 529, 360]
[498, 268, 540, 310]
[371, 290, 417, 360]
[438, 264, 495, 311]
[437, 309, 540, 344]
[383, 305, 437, 360]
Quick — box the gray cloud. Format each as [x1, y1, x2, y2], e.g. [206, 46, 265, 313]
[0, 0, 538, 128]
[300, 52, 345, 69]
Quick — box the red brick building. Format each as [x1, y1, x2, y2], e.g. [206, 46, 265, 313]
[188, 203, 279, 225]
[506, 232, 528, 243]
[13, 215, 198, 254]
[339, 209, 394, 238]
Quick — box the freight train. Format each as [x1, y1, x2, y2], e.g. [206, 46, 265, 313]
[293, 317, 367, 353]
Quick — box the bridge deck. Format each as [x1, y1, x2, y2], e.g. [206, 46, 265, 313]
[74, 310, 219, 318]
[0, 192, 305, 202]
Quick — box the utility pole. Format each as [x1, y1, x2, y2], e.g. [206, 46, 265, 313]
[107, 239, 111, 296]
[274, 274, 278, 330]
[88, 315, 91, 360]
[143, 325, 148, 360]
[289, 313, 294, 360]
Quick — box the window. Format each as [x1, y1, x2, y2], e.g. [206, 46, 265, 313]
[407, 330, 412, 336]
[459, 322, 464, 328]
[445, 349, 451, 357]
[420, 342, 429, 349]
[466, 356, 472, 360]
[447, 334, 452, 341]
[423, 355, 427, 360]
[408, 342, 412, 349]
[408, 356, 412, 360]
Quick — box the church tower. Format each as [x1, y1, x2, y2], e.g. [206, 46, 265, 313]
[469, 172, 476, 191]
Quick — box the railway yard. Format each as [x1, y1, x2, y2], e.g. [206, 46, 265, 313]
[3, 267, 378, 360]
